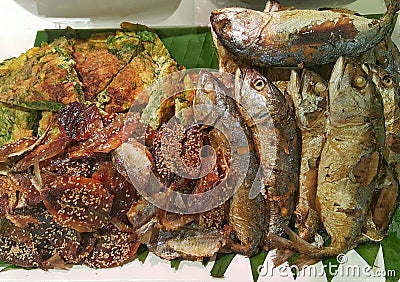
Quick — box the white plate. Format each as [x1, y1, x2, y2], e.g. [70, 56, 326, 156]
[13, 0, 183, 26]
[0, 247, 388, 281]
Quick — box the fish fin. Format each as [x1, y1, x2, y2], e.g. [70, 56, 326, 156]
[272, 249, 295, 267]
[282, 224, 313, 246]
[269, 225, 344, 260]
[264, 1, 293, 12]
[248, 168, 263, 199]
[230, 243, 257, 257]
[355, 213, 385, 244]
[317, 7, 359, 15]
[271, 246, 315, 270]
[292, 254, 320, 270]
[268, 233, 297, 250]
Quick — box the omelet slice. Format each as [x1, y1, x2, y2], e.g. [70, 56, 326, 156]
[73, 29, 144, 101]
[0, 102, 40, 146]
[0, 37, 83, 111]
[92, 24, 180, 113]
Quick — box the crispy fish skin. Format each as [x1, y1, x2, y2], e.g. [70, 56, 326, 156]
[369, 160, 398, 234]
[196, 70, 265, 256]
[362, 64, 400, 233]
[147, 226, 227, 260]
[210, 1, 399, 67]
[368, 65, 400, 173]
[288, 69, 328, 242]
[235, 68, 300, 247]
[313, 57, 385, 257]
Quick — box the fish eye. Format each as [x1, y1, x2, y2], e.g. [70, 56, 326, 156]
[314, 82, 326, 93]
[252, 78, 265, 91]
[352, 75, 367, 89]
[204, 80, 214, 93]
[382, 75, 393, 87]
[220, 19, 232, 33]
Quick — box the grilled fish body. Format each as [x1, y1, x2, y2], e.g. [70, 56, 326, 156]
[315, 57, 385, 257]
[210, 1, 399, 67]
[288, 69, 328, 242]
[235, 68, 300, 248]
[363, 64, 400, 233]
[195, 70, 265, 256]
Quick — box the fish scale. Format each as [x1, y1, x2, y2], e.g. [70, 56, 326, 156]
[210, 0, 400, 67]
[235, 67, 300, 249]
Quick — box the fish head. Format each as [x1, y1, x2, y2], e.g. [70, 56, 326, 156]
[329, 57, 382, 125]
[194, 70, 236, 123]
[237, 68, 270, 107]
[196, 70, 234, 104]
[239, 68, 289, 118]
[195, 70, 221, 108]
[291, 69, 328, 129]
[210, 8, 265, 52]
[241, 68, 269, 95]
[363, 64, 397, 91]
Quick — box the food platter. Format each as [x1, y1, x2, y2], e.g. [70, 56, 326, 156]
[0, 0, 400, 281]
[0, 248, 386, 281]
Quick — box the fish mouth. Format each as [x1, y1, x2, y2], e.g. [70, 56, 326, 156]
[210, 8, 250, 41]
[210, 10, 231, 36]
[234, 67, 245, 95]
[330, 56, 347, 87]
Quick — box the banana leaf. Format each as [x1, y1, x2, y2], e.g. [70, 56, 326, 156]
[35, 26, 219, 70]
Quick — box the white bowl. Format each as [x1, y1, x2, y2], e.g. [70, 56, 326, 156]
[13, 0, 183, 27]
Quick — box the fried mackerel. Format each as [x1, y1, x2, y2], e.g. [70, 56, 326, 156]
[210, 0, 399, 67]
[366, 65, 400, 176]
[139, 70, 253, 259]
[194, 70, 265, 257]
[271, 57, 385, 259]
[288, 69, 328, 242]
[235, 67, 300, 249]
[362, 64, 400, 233]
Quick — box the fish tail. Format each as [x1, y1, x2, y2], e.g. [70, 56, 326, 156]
[381, 0, 399, 29]
[384, 0, 400, 13]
